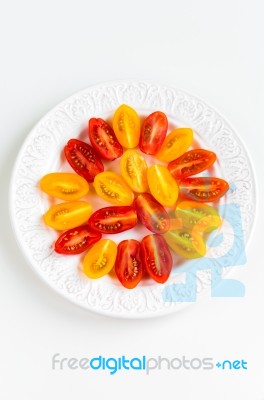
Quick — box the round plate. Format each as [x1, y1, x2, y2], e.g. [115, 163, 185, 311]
[10, 81, 256, 318]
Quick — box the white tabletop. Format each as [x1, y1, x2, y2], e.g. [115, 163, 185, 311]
[0, 1, 263, 399]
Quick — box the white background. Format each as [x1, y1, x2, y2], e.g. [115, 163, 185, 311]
[0, 1, 263, 399]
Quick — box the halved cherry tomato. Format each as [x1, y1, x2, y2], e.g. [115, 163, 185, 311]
[94, 171, 134, 205]
[112, 104, 140, 148]
[88, 206, 137, 234]
[120, 150, 148, 193]
[168, 149, 216, 180]
[133, 193, 170, 234]
[55, 225, 101, 255]
[88, 118, 123, 161]
[175, 201, 221, 233]
[147, 165, 179, 207]
[64, 139, 104, 183]
[40, 172, 89, 201]
[164, 228, 206, 259]
[139, 111, 168, 155]
[141, 234, 172, 284]
[83, 239, 117, 279]
[180, 177, 229, 202]
[115, 239, 143, 289]
[156, 128, 193, 162]
[43, 201, 93, 230]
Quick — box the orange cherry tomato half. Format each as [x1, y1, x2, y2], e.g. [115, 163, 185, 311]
[175, 201, 221, 233]
[94, 171, 134, 206]
[83, 239, 117, 279]
[112, 104, 140, 148]
[88, 206, 137, 234]
[55, 225, 101, 255]
[168, 149, 216, 180]
[40, 172, 89, 201]
[43, 201, 93, 231]
[180, 177, 229, 202]
[115, 239, 143, 289]
[147, 165, 179, 207]
[88, 118, 123, 161]
[156, 128, 193, 162]
[120, 150, 148, 193]
[139, 111, 168, 155]
[141, 234, 172, 284]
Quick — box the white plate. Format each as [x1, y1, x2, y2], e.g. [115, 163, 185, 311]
[9, 81, 256, 318]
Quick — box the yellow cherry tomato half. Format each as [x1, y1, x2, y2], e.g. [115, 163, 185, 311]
[164, 228, 206, 259]
[40, 172, 89, 201]
[43, 201, 92, 230]
[112, 104, 140, 148]
[94, 171, 134, 206]
[156, 128, 193, 162]
[120, 150, 148, 193]
[147, 165, 179, 207]
[83, 239, 117, 279]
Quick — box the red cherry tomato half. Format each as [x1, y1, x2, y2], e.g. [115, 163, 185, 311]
[139, 111, 168, 155]
[55, 225, 102, 255]
[88, 206, 137, 234]
[133, 193, 170, 234]
[64, 139, 104, 183]
[88, 118, 123, 161]
[168, 149, 216, 180]
[115, 239, 143, 289]
[180, 177, 229, 202]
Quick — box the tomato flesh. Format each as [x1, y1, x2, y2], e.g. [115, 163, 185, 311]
[147, 165, 179, 207]
[180, 177, 229, 202]
[120, 150, 148, 193]
[83, 239, 117, 279]
[40, 172, 89, 201]
[133, 193, 170, 234]
[88, 118, 123, 161]
[55, 225, 101, 255]
[112, 104, 141, 148]
[88, 206, 137, 234]
[175, 201, 221, 233]
[115, 239, 143, 289]
[168, 149, 216, 179]
[94, 171, 134, 206]
[141, 234, 172, 283]
[156, 128, 193, 162]
[139, 111, 168, 155]
[164, 228, 206, 259]
[64, 139, 104, 183]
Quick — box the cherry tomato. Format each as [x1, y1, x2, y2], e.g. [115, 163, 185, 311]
[120, 150, 148, 193]
[112, 104, 140, 148]
[64, 139, 104, 183]
[83, 239, 117, 279]
[175, 201, 221, 233]
[139, 111, 168, 155]
[54, 225, 101, 255]
[141, 234, 172, 284]
[164, 228, 206, 259]
[156, 128, 193, 162]
[115, 239, 143, 289]
[88, 118, 123, 161]
[88, 206, 137, 234]
[40, 172, 89, 201]
[168, 149, 216, 180]
[133, 193, 170, 234]
[180, 177, 229, 202]
[94, 171, 134, 206]
[147, 165, 179, 207]
[43, 201, 93, 230]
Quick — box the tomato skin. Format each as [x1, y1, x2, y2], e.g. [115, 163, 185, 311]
[141, 234, 172, 284]
[133, 193, 170, 234]
[139, 111, 168, 155]
[120, 150, 148, 193]
[64, 139, 104, 183]
[112, 104, 140, 148]
[55, 225, 101, 255]
[88, 206, 137, 234]
[175, 201, 221, 233]
[147, 165, 179, 207]
[168, 149, 216, 180]
[164, 228, 206, 259]
[40, 172, 89, 201]
[43, 201, 93, 231]
[83, 239, 117, 279]
[88, 118, 123, 161]
[180, 177, 229, 202]
[156, 128, 193, 162]
[94, 171, 134, 206]
[115, 239, 143, 289]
